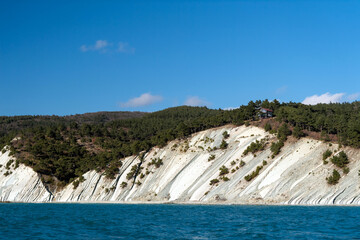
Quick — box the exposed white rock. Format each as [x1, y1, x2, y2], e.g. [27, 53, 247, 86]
[0, 150, 52, 202]
[1, 125, 360, 205]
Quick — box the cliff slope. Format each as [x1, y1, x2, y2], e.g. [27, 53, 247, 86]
[1, 125, 360, 204]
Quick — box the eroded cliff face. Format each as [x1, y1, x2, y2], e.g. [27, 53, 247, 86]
[0, 150, 52, 202]
[1, 125, 360, 204]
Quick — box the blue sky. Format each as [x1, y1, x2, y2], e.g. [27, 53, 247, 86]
[1, 1, 360, 115]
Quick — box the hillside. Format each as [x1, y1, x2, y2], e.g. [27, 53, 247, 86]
[1, 124, 360, 204]
[0, 111, 147, 136]
[1, 100, 360, 196]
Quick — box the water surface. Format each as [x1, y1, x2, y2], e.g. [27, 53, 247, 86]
[0, 203, 359, 239]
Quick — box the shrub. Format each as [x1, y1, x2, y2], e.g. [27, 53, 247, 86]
[149, 158, 163, 168]
[222, 131, 230, 139]
[277, 123, 292, 141]
[121, 182, 127, 188]
[244, 165, 263, 181]
[208, 154, 215, 161]
[231, 160, 236, 165]
[327, 169, 341, 185]
[126, 165, 139, 180]
[343, 167, 350, 174]
[14, 160, 19, 169]
[209, 178, 219, 185]
[221, 176, 230, 181]
[171, 144, 178, 151]
[240, 160, 245, 167]
[264, 122, 272, 132]
[292, 125, 305, 139]
[5, 159, 14, 170]
[243, 139, 266, 156]
[79, 175, 85, 182]
[322, 149, 332, 161]
[220, 140, 228, 150]
[219, 165, 229, 175]
[73, 180, 80, 189]
[270, 140, 284, 157]
[105, 164, 120, 179]
[331, 151, 349, 168]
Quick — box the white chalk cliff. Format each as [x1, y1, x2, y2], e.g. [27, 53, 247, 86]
[1, 125, 360, 204]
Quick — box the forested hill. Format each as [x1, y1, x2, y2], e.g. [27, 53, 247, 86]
[1, 100, 360, 188]
[0, 111, 147, 140]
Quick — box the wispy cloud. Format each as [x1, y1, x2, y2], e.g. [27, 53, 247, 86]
[118, 42, 135, 54]
[302, 92, 345, 105]
[80, 40, 110, 53]
[80, 40, 134, 54]
[347, 93, 360, 102]
[275, 86, 287, 95]
[302, 92, 360, 105]
[184, 96, 209, 107]
[120, 93, 163, 108]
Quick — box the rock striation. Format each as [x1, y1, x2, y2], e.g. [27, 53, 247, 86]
[1, 125, 360, 204]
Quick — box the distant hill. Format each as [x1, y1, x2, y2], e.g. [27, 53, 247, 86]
[0, 111, 147, 138]
[64, 111, 148, 124]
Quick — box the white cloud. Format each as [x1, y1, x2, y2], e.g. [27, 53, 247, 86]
[80, 45, 88, 52]
[80, 40, 134, 54]
[184, 96, 209, 107]
[94, 40, 109, 50]
[120, 93, 163, 108]
[80, 40, 110, 52]
[347, 93, 360, 102]
[118, 42, 135, 54]
[223, 107, 237, 111]
[302, 92, 345, 105]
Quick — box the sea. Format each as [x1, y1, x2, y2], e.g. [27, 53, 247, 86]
[0, 203, 359, 239]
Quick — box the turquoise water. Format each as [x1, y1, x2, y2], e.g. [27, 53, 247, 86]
[0, 204, 359, 239]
